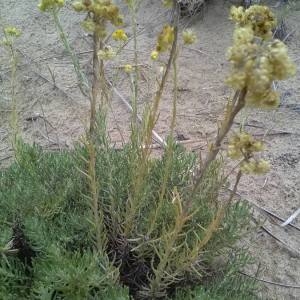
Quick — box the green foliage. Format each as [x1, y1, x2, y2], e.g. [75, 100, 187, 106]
[0, 136, 256, 299]
[31, 248, 128, 300]
[175, 250, 258, 300]
[1, 2, 295, 298]
[0, 141, 126, 299]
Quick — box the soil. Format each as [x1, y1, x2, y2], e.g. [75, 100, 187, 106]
[0, 0, 299, 299]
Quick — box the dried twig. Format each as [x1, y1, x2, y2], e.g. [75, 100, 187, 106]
[228, 189, 300, 232]
[260, 225, 300, 257]
[253, 131, 295, 137]
[281, 208, 300, 227]
[233, 122, 296, 136]
[0, 155, 12, 162]
[239, 271, 300, 289]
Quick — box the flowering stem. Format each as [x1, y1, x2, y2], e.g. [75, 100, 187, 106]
[145, 17, 179, 148]
[147, 49, 179, 237]
[8, 42, 18, 150]
[52, 9, 89, 95]
[89, 34, 101, 136]
[130, 3, 139, 127]
[192, 88, 247, 196]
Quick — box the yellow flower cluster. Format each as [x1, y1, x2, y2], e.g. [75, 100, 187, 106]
[151, 25, 174, 60]
[4, 27, 21, 37]
[228, 132, 269, 175]
[112, 29, 128, 41]
[73, 0, 123, 38]
[97, 46, 115, 60]
[156, 25, 175, 52]
[228, 132, 264, 159]
[1, 26, 21, 47]
[228, 132, 270, 174]
[73, 0, 123, 25]
[38, 0, 64, 12]
[81, 18, 96, 32]
[240, 160, 270, 175]
[182, 29, 197, 45]
[230, 5, 276, 39]
[123, 64, 133, 73]
[151, 50, 159, 61]
[227, 5, 296, 108]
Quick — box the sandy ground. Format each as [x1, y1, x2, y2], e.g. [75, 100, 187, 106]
[0, 0, 299, 299]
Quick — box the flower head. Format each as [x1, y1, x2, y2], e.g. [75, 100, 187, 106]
[72, 0, 124, 27]
[229, 6, 245, 23]
[124, 64, 133, 73]
[81, 18, 96, 32]
[240, 159, 270, 174]
[230, 5, 276, 40]
[73, 1, 85, 12]
[97, 46, 116, 60]
[244, 5, 277, 39]
[228, 132, 264, 159]
[156, 25, 174, 53]
[38, 0, 64, 12]
[226, 5, 296, 108]
[151, 50, 159, 60]
[4, 27, 21, 37]
[182, 29, 197, 45]
[112, 29, 128, 41]
[228, 132, 270, 175]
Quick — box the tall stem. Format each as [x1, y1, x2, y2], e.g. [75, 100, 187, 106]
[90, 34, 101, 136]
[131, 3, 139, 126]
[52, 9, 89, 95]
[9, 44, 18, 150]
[147, 48, 179, 236]
[191, 88, 247, 196]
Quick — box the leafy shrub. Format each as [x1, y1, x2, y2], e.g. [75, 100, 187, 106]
[0, 137, 254, 299]
[0, 1, 295, 299]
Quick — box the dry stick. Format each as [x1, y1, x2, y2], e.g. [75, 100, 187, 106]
[263, 206, 300, 231]
[230, 189, 300, 232]
[232, 191, 300, 255]
[233, 122, 296, 136]
[0, 155, 13, 162]
[260, 225, 300, 257]
[107, 81, 166, 147]
[239, 271, 300, 289]
[253, 131, 295, 137]
[281, 208, 300, 227]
